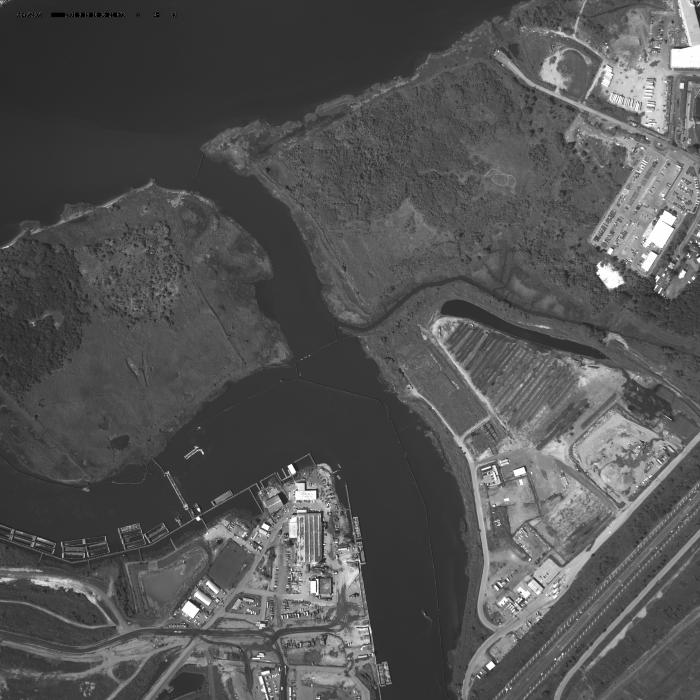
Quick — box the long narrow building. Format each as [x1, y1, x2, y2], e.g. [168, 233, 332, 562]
[296, 510, 323, 565]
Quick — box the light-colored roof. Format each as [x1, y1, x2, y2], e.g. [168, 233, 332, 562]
[660, 210, 677, 227]
[596, 262, 625, 290]
[181, 600, 199, 619]
[204, 579, 221, 594]
[644, 214, 675, 249]
[641, 251, 659, 272]
[671, 45, 700, 69]
[193, 589, 212, 606]
[677, 0, 700, 47]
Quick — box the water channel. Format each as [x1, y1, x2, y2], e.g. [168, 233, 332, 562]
[0, 1, 551, 696]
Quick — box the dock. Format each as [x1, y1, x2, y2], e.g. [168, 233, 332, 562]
[352, 516, 366, 565]
[211, 490, 234, 508]
[0, 524, 56, 556]
[144, 522, 169, 544]
[163, 470, 193, 518]
[118, 523, 147, 550]
[61, 536, 109, 560]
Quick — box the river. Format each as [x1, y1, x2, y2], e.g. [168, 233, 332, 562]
[0, 1, 538, 697]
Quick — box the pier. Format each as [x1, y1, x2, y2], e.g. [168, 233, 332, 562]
[118, 523, 147, 550]
[352, 515, 366, 565]
[0, 525, 56, 556]
[0, 453, 326, 566]
[61, 536, 109, 560]
[163, 470, 194, 518]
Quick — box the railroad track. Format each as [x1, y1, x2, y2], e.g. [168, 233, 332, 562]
[490, 483, 700, 699]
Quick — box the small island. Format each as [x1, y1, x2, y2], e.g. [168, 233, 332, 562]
[0, 184, 289, 483]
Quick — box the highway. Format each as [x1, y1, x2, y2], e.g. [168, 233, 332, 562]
[488, 482, 700, 700]
[554, 527, 700, 700]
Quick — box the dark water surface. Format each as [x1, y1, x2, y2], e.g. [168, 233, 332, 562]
[441, 300, 608, 359]
[0, 1, 528, 697]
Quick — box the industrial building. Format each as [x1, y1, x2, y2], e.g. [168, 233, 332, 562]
[641, 250, 659, 273]
[643, 210, 677, 249]
[192, 588, 213, 608]
[293, 482, 319, 502]
[204, 578, 220, 596]
[532, 557, 560, 587]
[480, 463, 502, 487]
[181, 600, 200, 620]
[295, 510, 323, 565]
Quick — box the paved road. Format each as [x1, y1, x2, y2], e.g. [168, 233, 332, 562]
[554, 527, 700, 700]
[493, 51, 671, 146]
[488, 483, 700, 699]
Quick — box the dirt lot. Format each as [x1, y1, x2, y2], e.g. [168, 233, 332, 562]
[574, 410, 671, 501]
[137, 543, 209, 612]
[0, 185, 289, 482]
[535, 479, 612, 561]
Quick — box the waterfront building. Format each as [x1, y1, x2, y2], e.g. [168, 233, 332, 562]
[296, 510, 323, 565]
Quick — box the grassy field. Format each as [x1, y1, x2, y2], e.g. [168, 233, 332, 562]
[0, 603, 115, 646]
[0, 186, 289, 482]
[0, 646, 95, 674]
[2, 673, 117, 700]
[137, 542, 209, 613]
[0, 580, 109, 626]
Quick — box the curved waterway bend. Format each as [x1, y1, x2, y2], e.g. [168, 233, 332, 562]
[441, 300, 608, 360]
[0, 161, 469, 699]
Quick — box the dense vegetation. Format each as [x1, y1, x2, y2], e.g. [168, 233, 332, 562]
[0, 239, 88, 395]
[0, 602, 114, 645]
[0, 580, 108, 625]
[266, 59, 628, 327]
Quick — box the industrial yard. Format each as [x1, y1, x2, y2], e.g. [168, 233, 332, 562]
[423, 313, 700, 677]
[589, 8, 679, 133]
[573, 409, 681, 503]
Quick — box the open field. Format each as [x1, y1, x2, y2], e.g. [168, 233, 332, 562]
[401, 340, 488, 437]
[0, 580, 110, 625]
[1, 672, 117, 700]
[138, 543, 209, 612]
[0, 185, 289, 482]
[0, 602, 114, 645]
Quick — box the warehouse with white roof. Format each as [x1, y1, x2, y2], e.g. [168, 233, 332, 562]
[643, 210, 676, 250]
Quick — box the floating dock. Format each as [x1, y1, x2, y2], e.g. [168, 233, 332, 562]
[352, 516, 366, 565]
[0, 524, 56, 556]
[118, 523, 146, 550]
[144, 523, 169, 544]
[60, 536, 109, 560]
[377, 660, 393, 687]
[211, 490, 234, 508]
